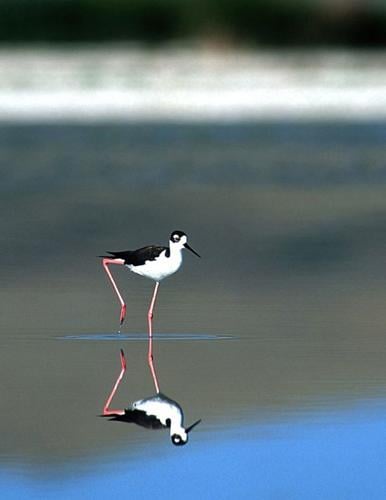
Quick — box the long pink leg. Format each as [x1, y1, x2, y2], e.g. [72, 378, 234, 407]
[147, 281, 160, 393]
[103, 349, 126, 416]
[102, 258, 127, 328]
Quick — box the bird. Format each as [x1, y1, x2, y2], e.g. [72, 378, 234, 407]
[100, 230, 200, 392]
[102, 349, 201, 446]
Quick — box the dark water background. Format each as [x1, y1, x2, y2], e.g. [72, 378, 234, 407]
[2, 122, 386, 498]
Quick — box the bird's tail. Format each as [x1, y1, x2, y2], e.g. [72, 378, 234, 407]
[98, 251, 131, 260]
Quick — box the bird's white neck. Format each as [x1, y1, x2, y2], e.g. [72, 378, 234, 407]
[170, 422, 187, 440]
[169, 241, 185, 256]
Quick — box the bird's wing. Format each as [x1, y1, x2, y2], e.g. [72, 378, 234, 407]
[123, 245, 168, 266]
[101, 245, 168, 265]
[108, 409, 166, 429]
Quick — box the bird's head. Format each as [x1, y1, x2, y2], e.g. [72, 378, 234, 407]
[171, 431, 188, 446]
[170, 419, 202, 446]
[170, 230, 201, 258]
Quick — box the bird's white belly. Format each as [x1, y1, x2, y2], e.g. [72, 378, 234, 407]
[132, 399, 182, 426]
[128, 252, 182, 281]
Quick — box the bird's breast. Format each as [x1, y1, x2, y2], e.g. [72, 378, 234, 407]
[127, 251, 182, 281]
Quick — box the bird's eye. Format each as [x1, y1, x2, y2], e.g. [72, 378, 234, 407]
[171, 434, 187, 446]
[173, 235, 180, 242]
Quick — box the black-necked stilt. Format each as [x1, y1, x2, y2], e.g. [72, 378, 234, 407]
[102, 350, 201, 446]
[100, 230, 200, 392]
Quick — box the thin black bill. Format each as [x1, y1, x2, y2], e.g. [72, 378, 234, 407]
[185, 243, 201, 258]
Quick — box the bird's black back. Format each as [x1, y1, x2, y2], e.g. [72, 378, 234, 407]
[103, 246, 169, 266]
[107, 409, 168, 430]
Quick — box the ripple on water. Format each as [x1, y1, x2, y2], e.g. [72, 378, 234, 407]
[57, 333, 236, 341]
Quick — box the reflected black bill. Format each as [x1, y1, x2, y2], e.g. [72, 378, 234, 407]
[186, 419, 202, 433]
[184, 243, 201, 258]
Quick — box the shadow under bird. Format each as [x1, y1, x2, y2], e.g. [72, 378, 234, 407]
[100, 230, 201, 392]
[101, 349, 201, 446]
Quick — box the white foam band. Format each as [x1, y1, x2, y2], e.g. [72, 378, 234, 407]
[0, 48, 385, 122]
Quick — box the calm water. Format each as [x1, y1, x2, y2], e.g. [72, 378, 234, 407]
[2, 121, 386, 498]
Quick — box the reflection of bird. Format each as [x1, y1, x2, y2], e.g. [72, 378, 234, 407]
[100, 230, 201, 392]
[109, 394, 201, 446]
[102, 350, 201, 446]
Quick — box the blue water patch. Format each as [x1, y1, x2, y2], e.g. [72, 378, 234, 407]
[57, 333, 235, 341]
[2, 400, 386, 499]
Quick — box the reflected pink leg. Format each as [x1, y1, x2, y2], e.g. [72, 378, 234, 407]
[147, 281, 160, 393]
[103, 349, 126, 416]
[102, 258, 127, 327]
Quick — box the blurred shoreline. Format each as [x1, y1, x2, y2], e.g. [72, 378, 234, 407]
[0, 47, 386, 122]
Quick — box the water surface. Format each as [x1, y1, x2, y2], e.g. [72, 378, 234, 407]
[2, 121, 386, 497]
